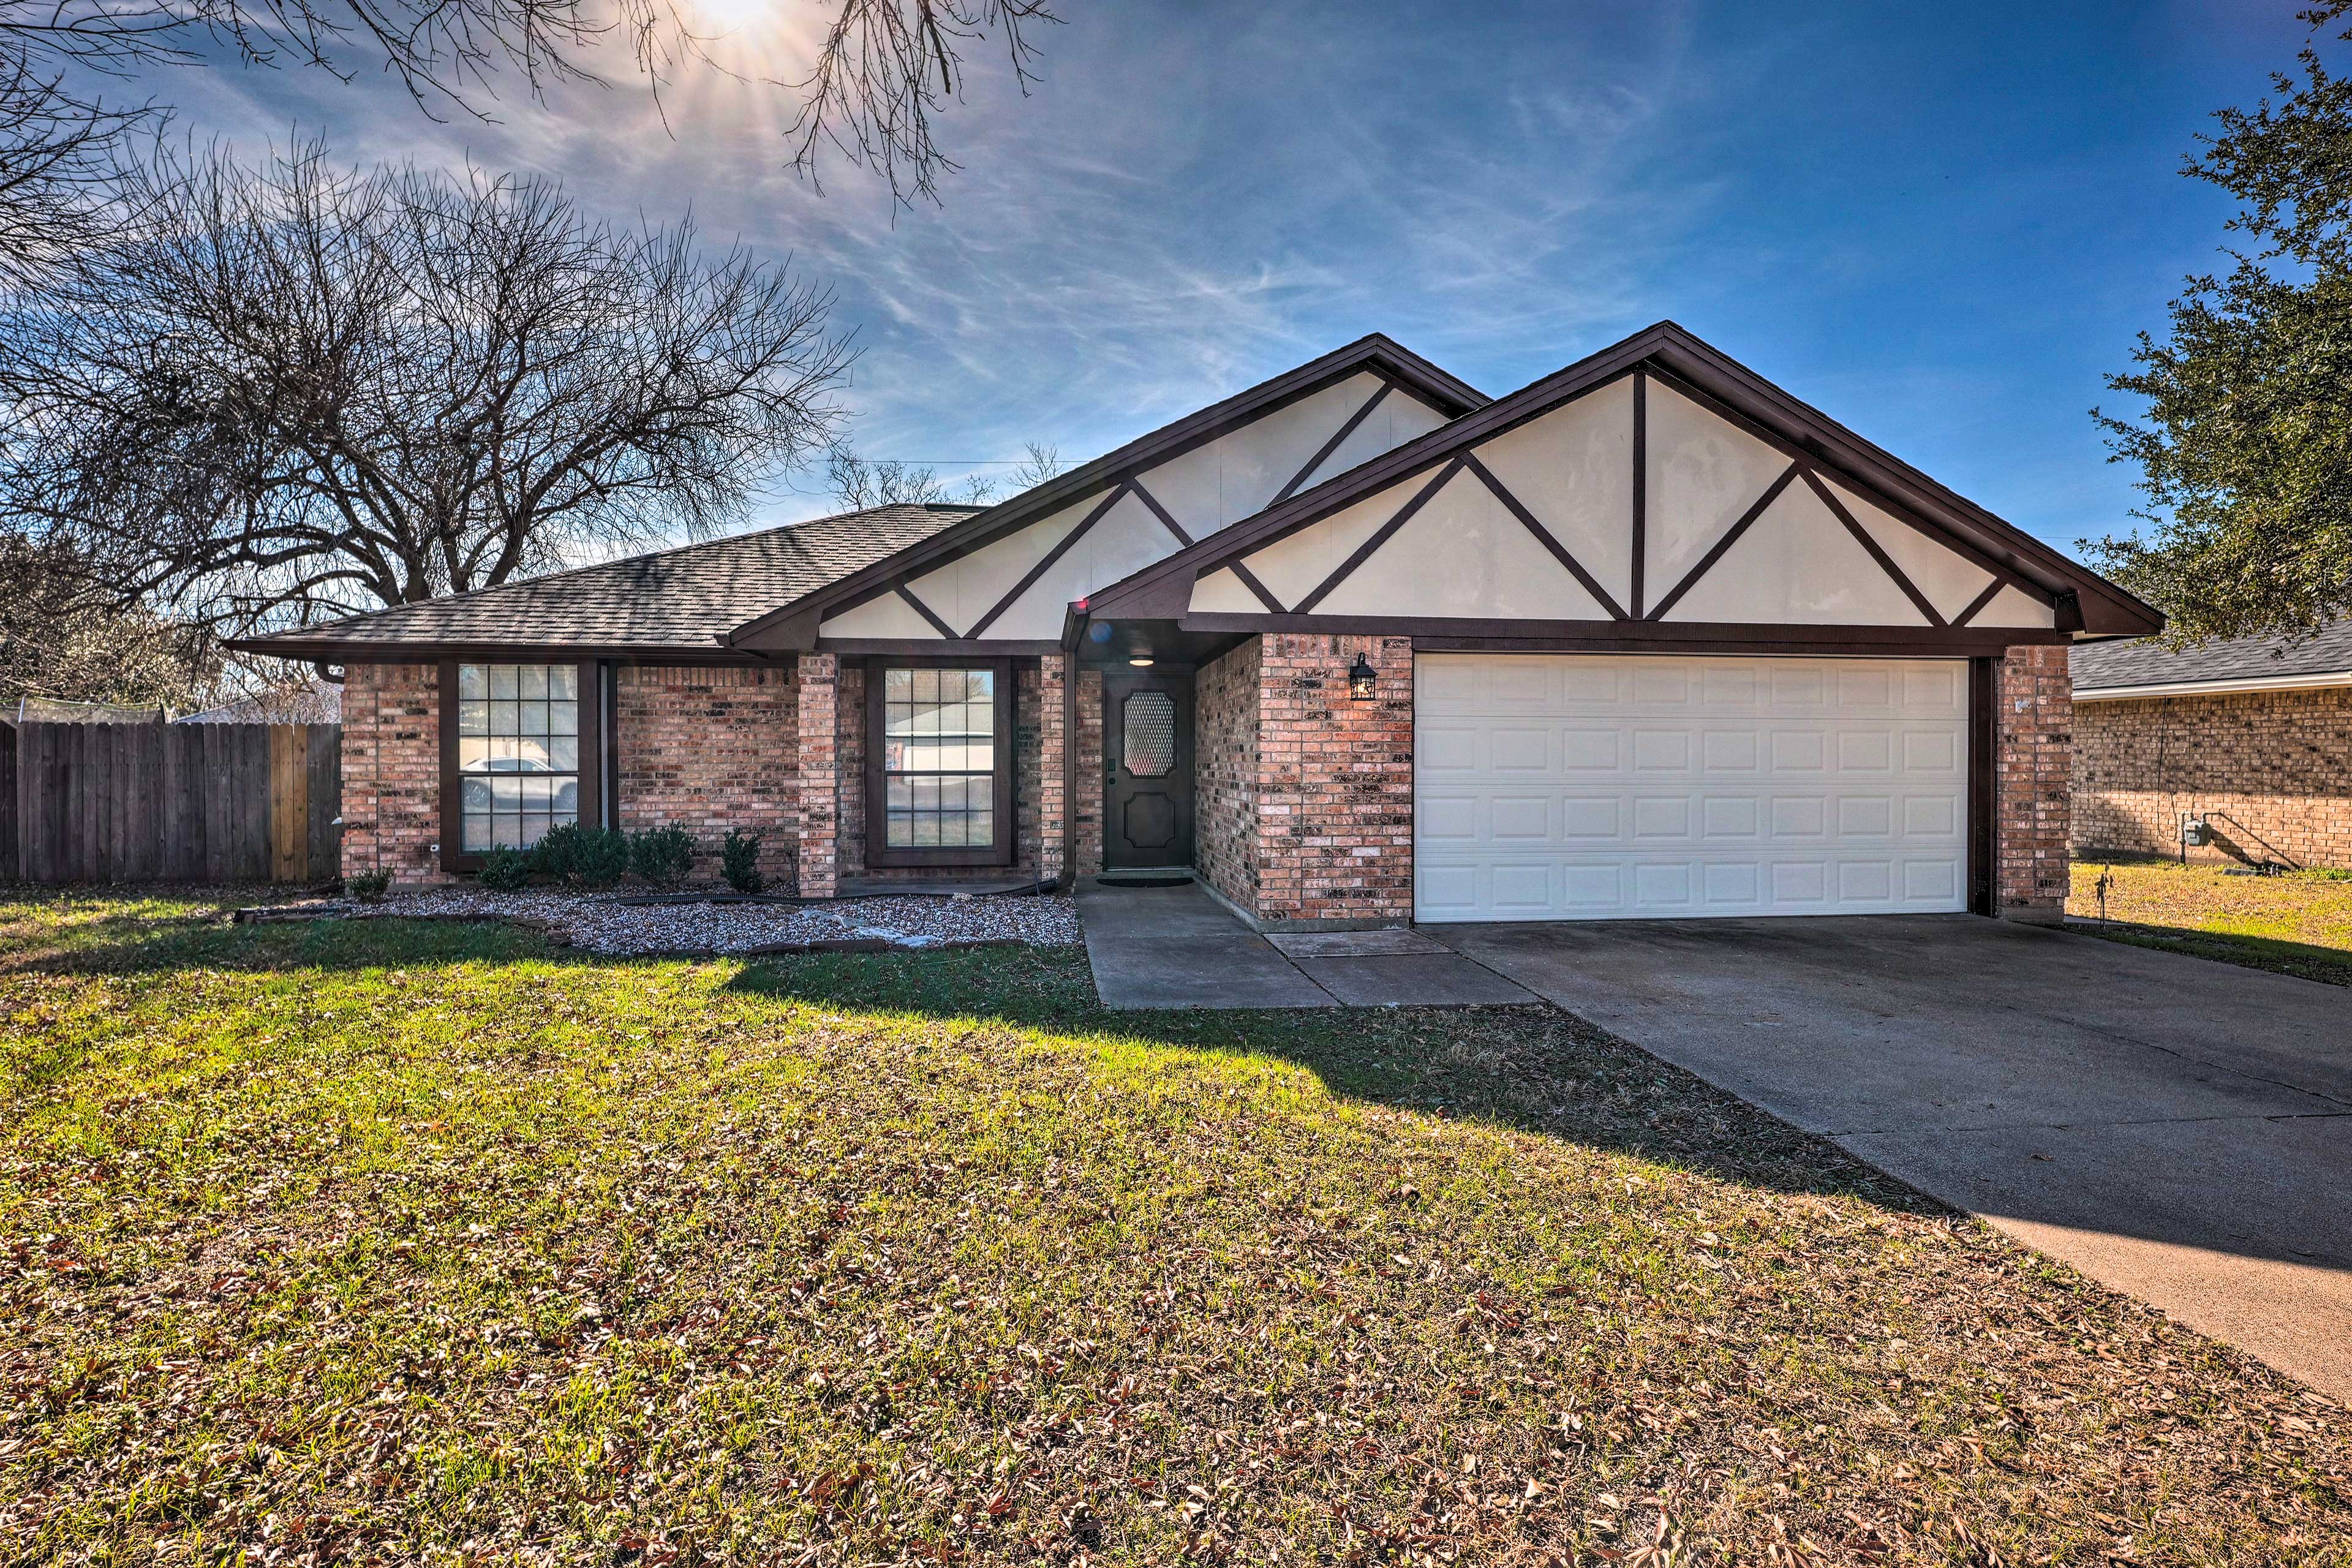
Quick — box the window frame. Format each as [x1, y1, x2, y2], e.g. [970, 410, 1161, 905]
[439, 656, 602, 875]
[863, 655, 1017, 870]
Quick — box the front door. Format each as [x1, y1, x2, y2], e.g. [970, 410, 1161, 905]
[1102, 673, 1194, 869]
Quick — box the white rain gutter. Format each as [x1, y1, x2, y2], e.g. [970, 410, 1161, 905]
[2073, 669, 2352, 701]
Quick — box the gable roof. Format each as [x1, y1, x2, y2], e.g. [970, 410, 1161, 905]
[723, 333, 1488, 650]
[232, 505, 976, 660]
[2072, 619, 2352, 697]
[1078, 321, 2164, 638]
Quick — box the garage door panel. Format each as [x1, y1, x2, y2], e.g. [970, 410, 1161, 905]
[1414, 654, 1970, 921]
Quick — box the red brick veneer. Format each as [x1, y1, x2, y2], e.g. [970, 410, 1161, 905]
[614, 665, 799, 886]
[1194, 640, 1261, 913]
[339, 662, 449, 885]
[1254, 634, 1414, 925]
[2073, 685, 2352, 870]
[1995, 643, 2072, 923]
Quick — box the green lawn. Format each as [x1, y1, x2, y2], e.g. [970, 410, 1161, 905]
[2070, 858, 2352, 986]
[2, 891, 2346, 1565]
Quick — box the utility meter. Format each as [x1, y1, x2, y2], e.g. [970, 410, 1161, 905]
[2181, 818, 2211, 848]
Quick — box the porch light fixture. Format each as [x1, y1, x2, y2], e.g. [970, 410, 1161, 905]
[1128, 655, 1155, 667]
[1347, 651, 1377, 700]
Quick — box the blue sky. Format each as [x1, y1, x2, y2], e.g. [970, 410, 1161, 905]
[154, 0, 2318, 553]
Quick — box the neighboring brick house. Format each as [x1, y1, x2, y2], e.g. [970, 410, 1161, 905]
[2071, 620, 2352, 871]
[235, 322, 2159, 927]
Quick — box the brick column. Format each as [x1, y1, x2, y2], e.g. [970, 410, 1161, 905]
[1038, 654, 1069, 886]
[1254, 633, 1414, 927]
[796, 652, 839, 898]
[339, 663, 451, 886]
[1996, 642, 2072, 924]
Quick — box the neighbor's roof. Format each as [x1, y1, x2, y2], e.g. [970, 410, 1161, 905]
[2071, 619, 2352, 699]
[232, 505, 979, 659]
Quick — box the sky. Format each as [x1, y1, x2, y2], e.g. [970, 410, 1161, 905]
[145, 0, 2323, 556]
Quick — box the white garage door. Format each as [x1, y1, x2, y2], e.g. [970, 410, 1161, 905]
[1414, 654, 1970, 922]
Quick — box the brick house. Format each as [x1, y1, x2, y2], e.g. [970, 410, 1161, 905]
[235, 322, 2158, 927]
[2072, 620, 2352, 870]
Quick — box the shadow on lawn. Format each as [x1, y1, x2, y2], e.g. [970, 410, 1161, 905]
[720, 944, 1946, 1218]
[2073, 918, 2352, 988]
[7, 896, 1940, 1219]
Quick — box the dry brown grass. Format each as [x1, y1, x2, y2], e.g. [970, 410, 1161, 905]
[2, 891, 2347, 1565]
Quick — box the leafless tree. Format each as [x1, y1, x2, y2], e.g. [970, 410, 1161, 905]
[786, 0, 1061, 204]
[826, 448, 955, 507]
[0, 137, 853, 633]
[1008, 439, 1061, 490]
[1, 0, 1069, 262]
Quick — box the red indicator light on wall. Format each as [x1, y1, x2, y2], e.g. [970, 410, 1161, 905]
[1347, 652, 1376, 700]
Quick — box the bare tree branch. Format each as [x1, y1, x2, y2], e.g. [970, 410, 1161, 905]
[783, 0, 1060, 205]
[0, 135, 854, 636]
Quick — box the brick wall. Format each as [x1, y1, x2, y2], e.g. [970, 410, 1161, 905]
[1995, 643, 2072, 923]
[339, 662, 448, 885]
[1254, 634, 1414, 926]
[796, 653, 840, 897]
[614, 665, 799, 886]
[836, 656, 1084, 886]
[1194, 639, 1261, 912]
[2073, 685, 2352, 870]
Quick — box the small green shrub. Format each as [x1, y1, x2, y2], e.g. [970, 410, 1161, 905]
[344, 868, 392, 902]
[721, 828, 765, 894]
[532, 823, 630, 889]
[478, 845, 532, 892]
[628, 824, 697, 889]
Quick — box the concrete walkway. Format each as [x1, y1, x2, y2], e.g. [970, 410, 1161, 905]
[1073, 880, 1536, 1010]
[1434, 914, 2352, 1400]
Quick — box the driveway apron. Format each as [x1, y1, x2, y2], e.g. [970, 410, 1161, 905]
[1434, 914, 2352, 1401]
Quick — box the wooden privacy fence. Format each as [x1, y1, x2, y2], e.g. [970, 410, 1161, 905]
[6, 721, 341, 884]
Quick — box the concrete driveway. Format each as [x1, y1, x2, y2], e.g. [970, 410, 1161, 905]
[1433, 916, 2352, 1400]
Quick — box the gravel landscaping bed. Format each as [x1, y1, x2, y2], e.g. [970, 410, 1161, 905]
[241, 888, 1083, 954]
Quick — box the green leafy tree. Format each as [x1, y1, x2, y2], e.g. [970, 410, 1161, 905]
[2092, 2, 2352, 643]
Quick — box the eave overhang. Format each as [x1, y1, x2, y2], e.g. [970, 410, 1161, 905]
[1075, 322, 2165, 641]
[724, 333, 1490, 653]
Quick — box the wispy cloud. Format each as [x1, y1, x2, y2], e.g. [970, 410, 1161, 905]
[115, 0, 2315, 546]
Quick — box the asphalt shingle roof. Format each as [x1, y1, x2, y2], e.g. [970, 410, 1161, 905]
[2071, 619, 2352, 692]
[246, 505, 978, 652]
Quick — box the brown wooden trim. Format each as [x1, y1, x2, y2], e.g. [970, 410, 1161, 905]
[1294, 456, 1465, 614]
[1125, 477, 1195, 546]
[1225, 560, 1288, 614]
[235, 640, 781, 666]
[1644, 461, 1802, 622]
[437, 657, 462, 875]
[1166, 612, 2066, 656]
[1803, 467, 1945, 627]
[1049, 356, 1656, 625]
[862, 655, 1017, 869]
[818, 637, 1063, 655]
[1460, 451, 1629, 621]
[1950, 578, 2006, 628]
[600, 660, 621, 832]
[1630, 370, 1648, 619]
[1634, 357, 2089, 615]
[896, 584, 959, 640]
[573, 658, 602, 834]
[1969, 655, 1996, 916]
[1272, 380, 1390, 505]
[722, 337, 1490, 647]
[968, 483, 1129, 639]
[1081, 322, 2160, 636]
[436, 655, 605, 875]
